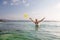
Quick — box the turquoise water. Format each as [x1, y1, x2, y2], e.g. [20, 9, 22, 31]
[0, 22, 60, 40]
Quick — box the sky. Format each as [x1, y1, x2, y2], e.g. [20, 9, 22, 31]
[0, 0, 60, 20]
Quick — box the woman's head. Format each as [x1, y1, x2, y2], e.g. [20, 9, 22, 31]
[35, 19, 38, 22]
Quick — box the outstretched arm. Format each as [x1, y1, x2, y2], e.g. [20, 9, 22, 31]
[29, 18, 35, 23]
[38, 17, 45, 23]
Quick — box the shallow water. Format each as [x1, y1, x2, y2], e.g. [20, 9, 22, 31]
[0, 22, 60, 40]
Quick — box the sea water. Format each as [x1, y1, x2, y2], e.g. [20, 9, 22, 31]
[0, 22, 60, 40]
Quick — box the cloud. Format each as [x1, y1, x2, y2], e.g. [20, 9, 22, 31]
[2, 0, 30, 7]
[21, 0, 30, 7]
[22, 0, 27, 3]
[25, 3, 30, 7]
[11, 0, 30, 6]
[11, 0, 21, 5]
[10, 2, 20, 5]
[10, 3, 14, 5]
[12, 0, 20, 3]
[3, 1, 8, 5]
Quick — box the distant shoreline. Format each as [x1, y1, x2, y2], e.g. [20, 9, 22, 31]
[0, 19, 60, 22]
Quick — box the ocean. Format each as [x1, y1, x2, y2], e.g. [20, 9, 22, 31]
[0, 21, 60, 40]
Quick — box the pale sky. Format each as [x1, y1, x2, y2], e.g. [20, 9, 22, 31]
[0, 0, 60, 20]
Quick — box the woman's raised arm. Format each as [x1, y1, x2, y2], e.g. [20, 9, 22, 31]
[29, 18, 35, 23]
[38, 17, 45, 23]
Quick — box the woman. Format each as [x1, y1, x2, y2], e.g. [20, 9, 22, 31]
[29, 17, 45, 31]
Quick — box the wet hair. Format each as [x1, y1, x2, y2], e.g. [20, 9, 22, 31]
[35, 19, 38, 21]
